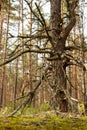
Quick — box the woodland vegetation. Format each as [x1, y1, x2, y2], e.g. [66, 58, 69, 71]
[0, 0, 87, 129]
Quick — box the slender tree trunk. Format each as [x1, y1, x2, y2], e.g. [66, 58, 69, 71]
[1, 0, 10, 107]
[14, 59, 18, 109]
[0, 0, 3, 106]
[21, 0, 25, 96]
[0, 0, 3, 44]
[13, 0, 21, 109]
[0, 0, 2, 12]
[28, 0, 32, 91]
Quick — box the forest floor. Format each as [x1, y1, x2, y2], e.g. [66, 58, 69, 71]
[0, 111, 87, 130]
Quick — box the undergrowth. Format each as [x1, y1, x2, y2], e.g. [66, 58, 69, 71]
[0, 103, 87, 130]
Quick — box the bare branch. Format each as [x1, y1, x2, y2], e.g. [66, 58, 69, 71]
[64, 53, 86, 71]
[8, 66, 49, 117]
[9, 34, 49, 39]
[0, 49, 51, 67]
[24, 0, 44, 26]
[65, 45, 81, 51]
[35, 3, 52, 45]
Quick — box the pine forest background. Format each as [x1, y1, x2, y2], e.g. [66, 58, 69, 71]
[0, 0, 87, 116]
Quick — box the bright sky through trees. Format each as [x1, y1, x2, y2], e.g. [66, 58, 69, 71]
[80, 0, 87, 41]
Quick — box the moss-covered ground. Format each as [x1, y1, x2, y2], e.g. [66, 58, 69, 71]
[0, 111, 87, 130]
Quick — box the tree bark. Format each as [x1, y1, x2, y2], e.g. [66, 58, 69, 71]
[1, 0, 10, 107]
[0, 0, 3, 44]
[50, 0, 77, 112]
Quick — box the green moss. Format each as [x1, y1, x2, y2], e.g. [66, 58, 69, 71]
[0, 113, 87, 130]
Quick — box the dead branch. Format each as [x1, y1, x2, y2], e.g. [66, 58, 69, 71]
[35, 3, 52, 45]
[24, 0, 44, 26]
[64, 53, 86, 71]
[65, 45, 81, 51]
[0, 49, 51, 67]
[9, 34, 49, 39]
[8, 66, 49, 117]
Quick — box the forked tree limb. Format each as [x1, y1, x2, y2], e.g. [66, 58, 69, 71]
[61, 0, 78, 41]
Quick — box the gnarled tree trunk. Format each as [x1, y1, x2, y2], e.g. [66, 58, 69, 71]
[50, 0, 77, 112]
